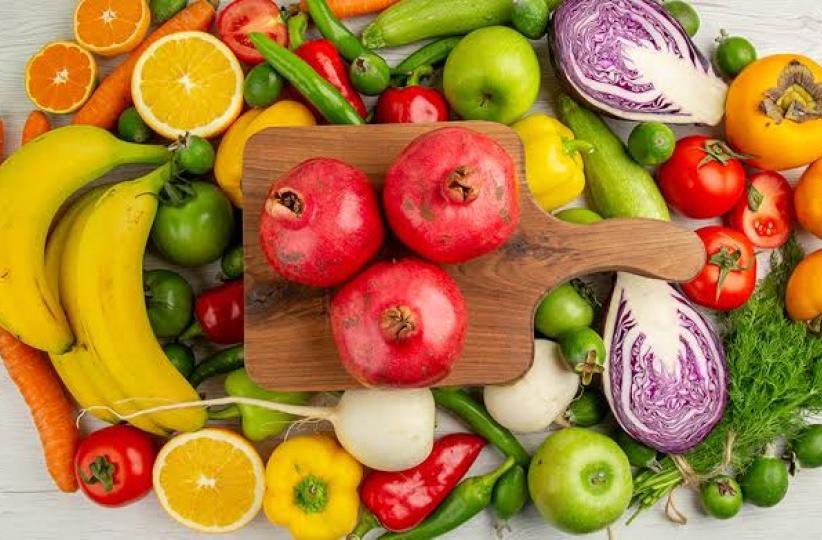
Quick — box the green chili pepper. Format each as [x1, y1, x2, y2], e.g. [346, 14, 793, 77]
[209, 368, 312, 442]
[492, 465, 528, 523]
[393, 37, 462, 75]
[380, 457, 515, 540]
[187, 345, 245, 387]
[249, 33, 364, 125]
[162, 343, 196, 378]
[431, 388, 530, 468]
[304, 0, 367, 62]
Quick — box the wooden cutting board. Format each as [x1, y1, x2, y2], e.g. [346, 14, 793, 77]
[242, 121, 704, 391]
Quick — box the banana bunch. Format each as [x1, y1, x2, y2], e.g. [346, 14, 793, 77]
[45, 164, 206, 434]
[0, 126, 170, 353]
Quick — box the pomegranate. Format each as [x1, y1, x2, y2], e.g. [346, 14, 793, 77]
[382, 127, 520, 264]
[330, 258, 468, 387]
[259, 158, 384, 287]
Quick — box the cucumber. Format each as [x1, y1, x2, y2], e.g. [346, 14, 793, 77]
[361, 0, 512, 49]
[512, 0, 550, 40]
[555, 94, 670, 221]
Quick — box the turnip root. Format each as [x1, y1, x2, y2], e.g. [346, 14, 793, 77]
[84, 388, 436, 472]
[483, 340, 580, 433]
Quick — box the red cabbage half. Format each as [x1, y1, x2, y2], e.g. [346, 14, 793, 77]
[603, 273, 727, 454]
[551, 0, 727, 125]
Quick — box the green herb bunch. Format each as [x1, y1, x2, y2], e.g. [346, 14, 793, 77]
[632, 236, 822, 515]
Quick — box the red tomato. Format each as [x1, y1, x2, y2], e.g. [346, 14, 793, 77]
[217, 0, 287, 65]
[681, 226, 756, 311]
[727, 171, 794, 249]
[75, 425, 157, 507]
[658, 135, 747, 219]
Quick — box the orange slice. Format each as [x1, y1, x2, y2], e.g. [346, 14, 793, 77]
[153, 428, 265, 533]
[131, 31, 244, 140]
[25, 41, 97, 114]
[73, 0, 151, 57]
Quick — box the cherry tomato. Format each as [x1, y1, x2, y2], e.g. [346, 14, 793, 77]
[657, 135, 747, 219]
[75, 425, 157, 507]
[681, 226, 756, 311]
[217, 0, 287, 65]
[727, 171, 793, 249]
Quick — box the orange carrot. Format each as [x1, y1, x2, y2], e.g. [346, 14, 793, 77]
[299, 0, 399, 18]
[73, 0, 216, 130]
[21, 110, 51, 145]
[0, 328, 78, 493]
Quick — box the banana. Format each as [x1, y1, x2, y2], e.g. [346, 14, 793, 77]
[0, 126, 169, 353]
[64, 164, 205, 433]
[45, 187, 118, 424]
[53, 187, 166, 434]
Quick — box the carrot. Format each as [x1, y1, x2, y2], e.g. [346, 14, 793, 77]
[0, 328, 78, 493]
[299, 0, 399, 18]
[21, 110, 51, 145]
[73, 0, 216, 130]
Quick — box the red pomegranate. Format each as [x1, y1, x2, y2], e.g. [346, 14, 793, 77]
[330, 258, 468, 387]
[259, 158, 384, 287]
[382, 127, 520, 264]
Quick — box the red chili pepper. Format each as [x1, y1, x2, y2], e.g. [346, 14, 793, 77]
[182, 280, 244, 345]
[375, 65, 448, 124]
[360, 433, 486, 532]
[285, 13, 366, 120]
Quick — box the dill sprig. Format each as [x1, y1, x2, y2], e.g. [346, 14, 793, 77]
[632, 236, 822, 514]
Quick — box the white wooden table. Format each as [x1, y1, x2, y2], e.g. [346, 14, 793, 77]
[2, 1, 822, 538]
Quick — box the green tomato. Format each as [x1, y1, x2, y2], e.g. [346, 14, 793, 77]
[221, 244, 244, 280]
[567, 387, 608, 427]
[664, 1, 700, 37]
[512, 0, 550, 40]
[163, 343, 196, 378]
[627, 122, 675, 166]
[740, 455, 789, 508]
[152, 182, 235, 267]
[559, 327, 606, 385]
[614, 429, 659, 469]
[714, 32, 757, 78]
[350, 53, 391, 96]
[529, 428, 632, 534]
[117, 107, 153, 143]
[175, 135, 215, 176]
[493, 465, 528, 522]
[555, 208, 603, 224]
[700, 476, 742, 520]
[144, 269, 194, 338]
[793, 425, 822, 468]
[150, 0, 186, 24]
[534, 283, 594, 339]
[243, 64, 284, 109]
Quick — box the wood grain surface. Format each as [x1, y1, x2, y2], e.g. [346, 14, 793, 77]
[1, 1, 822, 539]
[242, 122, 703, 390]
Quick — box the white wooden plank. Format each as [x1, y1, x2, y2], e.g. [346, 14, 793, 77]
[0, 0, 821, 538]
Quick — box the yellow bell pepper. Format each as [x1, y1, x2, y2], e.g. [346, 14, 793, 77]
[264, 434, 362, 540]
[512, 114, 592, 212]
[725, 54, 822, 171]
[787, 249, 822, 329]
[215, 101, 316, 207]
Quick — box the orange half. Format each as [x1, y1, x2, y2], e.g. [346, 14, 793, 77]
[74, 0, 150, 57]
[25, 41, 97, 114]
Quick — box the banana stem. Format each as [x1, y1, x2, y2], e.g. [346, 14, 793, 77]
[119, 143, 171, 166]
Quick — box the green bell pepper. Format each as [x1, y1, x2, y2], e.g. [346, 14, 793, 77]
[209, 368, 312, 442]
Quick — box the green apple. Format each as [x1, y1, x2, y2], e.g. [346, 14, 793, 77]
[528, 427, 632, 534]
[443, 26, 540, 125]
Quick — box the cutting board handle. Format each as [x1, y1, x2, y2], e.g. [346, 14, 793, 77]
[503, 213, 706, 293]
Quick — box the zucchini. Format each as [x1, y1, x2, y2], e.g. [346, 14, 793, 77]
[555, 94, 670, 221]
[361, 0, 512, 49]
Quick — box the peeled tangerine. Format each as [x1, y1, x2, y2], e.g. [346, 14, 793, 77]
[383, 127, 520, 264]
[259, 158, 384, 288]
[330, 258, 467, 388]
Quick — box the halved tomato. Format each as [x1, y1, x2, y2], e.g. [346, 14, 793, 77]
[727, 171, 794, 249]
[217, 0, 287, 65]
